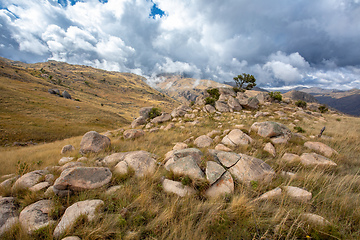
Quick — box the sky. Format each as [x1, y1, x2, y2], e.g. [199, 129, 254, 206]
[1, 0, 360, 90]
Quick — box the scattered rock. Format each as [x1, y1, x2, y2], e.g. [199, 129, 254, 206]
[62, 90, 71, 99]
[215, 101, 231, 112]
[242, 97, 259, 110]
[205, 171, 234, 198]
[115, 151, 157, 177]
[139, 107, 153, 118]
[255, 187, 282, 201]
[209, 150, 240, 168]
[29, 182, 50, 192]
[151, 113, 171, 124]
[214, 144, 232, 152]
[123, 129, 145, 139]
[283, 186, 312, 202]
[263, 142, 276, 157]
[48, 89, 60, 95]
[105, 185, 122, 195]
[203, 104, 216, 113]
[171, 105, 192, 118]
[59, 157, 75, 165]
[299, 153, 337, 167]
[0, 197, 19, 236]
[173, 142, 188, 150]
[304, 141, 338, 157]
[59, 162, 85, 171]
[53, 167, 112, 196]
[251, 121, 292, 139]
[166, 156, 205, 180]
[300, 213, 331, 227]
[53, 200, 104, 238]
[19, 200, 54, 234]
[0, 176, 19, 189]
[102, 152, 128, 166]
[12, 170, 47, 191]
[207, 130, 221, 138]
[281, 153, 300, 163]
[194, 135, 213, 148]
[164, 123, 175, 131]
[206, 161, 226, 185]
[165, 148, 203, 170]
[61, 145, 75, 154]
[227, 97, 242, 111]
[162, 179, 196, 197]
[221, 129, 253, 147]
[131, 116, 147, 128]
[79, 131, 111, 154]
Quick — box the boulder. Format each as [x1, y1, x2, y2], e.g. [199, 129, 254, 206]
[61, 145, 75, 154]
[263, 143, 276, 157]
[205, 171, 234, 198]
[242, 97, 259, 110]
[251, 121, 291, 139]
[221, 129, 253, 147]
[227, 97, 242, 111]
[215, 101, 231, 112]
[48, 89, 60, 95]
[59, 162, 85, 172]
[0, 176, 19, 189]
[29, 182, 50, 192]
[194, 135, 213, 148]
[19, 200, 54, 234]
[79, 131, 110, 154]
[208, 150, 241, 168]
[162, 179, 196, 197]
[214, 144, 232, 152]
[206, 161, 226, 185]
[219, 88, 236, 97]
[59, 157, 75, 165]
[114, 151, 157, 177]
[12, 170, 47, 191]
[304, 141, 338, 157]
[203, 104, 216, 113]
[62, 90, 71, 99]
[131, 116, 147, 128]
[299, 153, 337, 167]
[150, 113, 171, 124]
[171, 105, 192, 118]
[102, 152, 128, 166]
[283, 186, 312, 202]
[255, 93, 271, 104]
[166, 156, 205, 180]
[164, 123, 175, 131]
[173, 142, 188, 150]
[53, 200, 104, 238]
[228, 153, 275, 184]
[139, 107, 153, 118]
[282, 153, 300, 163]
[165, 148, 203, 170]
[206, 130, 221, 138]
[255, 187, 282, 201]
[300, 213, 331, 227]
[105, 185, 122, 195]
[53, 167, 112, 196]
[123, 129, 145, 139]
[0, 197, 19, 236]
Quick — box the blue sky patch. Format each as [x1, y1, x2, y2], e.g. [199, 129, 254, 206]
[149, 2, 165, 19]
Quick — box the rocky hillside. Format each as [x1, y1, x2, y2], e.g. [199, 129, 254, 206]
[1, 88, 359, 239]
[0, 57, 178, 146]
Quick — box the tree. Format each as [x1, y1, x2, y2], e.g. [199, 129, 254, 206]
[233, 73, 256, 92]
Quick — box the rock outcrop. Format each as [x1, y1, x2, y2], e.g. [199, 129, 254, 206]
[79, 131, 111, 154]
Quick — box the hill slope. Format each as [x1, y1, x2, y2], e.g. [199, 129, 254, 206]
[0, 58, 178, 146]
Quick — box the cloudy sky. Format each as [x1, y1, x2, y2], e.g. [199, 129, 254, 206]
[1, 0, 360, 90]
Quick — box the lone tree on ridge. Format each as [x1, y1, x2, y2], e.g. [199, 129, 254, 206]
[233, 73, 256, 92]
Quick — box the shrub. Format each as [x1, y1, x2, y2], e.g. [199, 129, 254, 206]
[295, 100, 307, 108]
[268, 91, 282, 102]
[148, 107, 161, 119]
[206, 88, 220, 100]
[294, 126, 305, 133]
[319, 105, 328, 113]
[205, 97, 216, 106]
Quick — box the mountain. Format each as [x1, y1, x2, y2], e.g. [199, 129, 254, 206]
[282, 90, 318, 103]
[0, 57, 178, 146]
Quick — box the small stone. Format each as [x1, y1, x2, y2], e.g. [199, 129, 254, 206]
[255, 187, 282, 201]
[300, 153, 337, 167]
[304, 141, 338, 157]
[29, 182, 50, 192]
[300, 213, 331, 227]
[61, 145, 75, 154]
[283, 186, 312, 202]
[194, 135, 213, 148]
[263, 142, 276, 157]
[162, 179, 196, 197]
[214, 144, 232, 152]
[282, 153, 300, 163]
[123, 129, 145, 139]
[105, 185, 122, 195]
[173, 142, 188, 150]
[59, 157, 75, 165]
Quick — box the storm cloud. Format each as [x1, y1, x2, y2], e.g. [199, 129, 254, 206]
[0, 0, 360, 90]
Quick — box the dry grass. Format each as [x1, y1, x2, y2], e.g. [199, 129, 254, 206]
[0, 98, 360, 239]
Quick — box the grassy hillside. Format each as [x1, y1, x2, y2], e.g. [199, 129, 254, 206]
[0, 58, 178, 146]
[1, 98, 360, 239]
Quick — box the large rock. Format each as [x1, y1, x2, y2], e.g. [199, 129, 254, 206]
[282, 153, 300, 163]
[151, 113, 171, 124]
[62, 90, 71, 99]
[0, 197, 19, 236]
[299, 153, 337, 167]
[131, 116, 147, 128]
[215, 101, 231, 112]
[53, 200, 104, 238]
[219, 88, 236, 97]
[242, 97, 259, 110]
[283, 186, 312, 202]
[12, 170, 47, 191]
[102, 152, 128, 166]
[203, 104, 216, 113]
[164, 148, 203, 170]
[61, 145, 75, 154]
[162, 179, 196, 197]
[171, 105, 192, 118]
[251, 121, 291, 139]
[166, 156, 205, 180]
[114, 151, 157, 177]
[206, 161, 226, 185]
[228, 154, 275, 184]
[79, 131, 111, 154]
[205, 171, 234, 198]
[208, 150, 241, 168]
[227, 97, 242, 111]
[53, 167, 112, 196]
[0, 176, 19, 189]
[194, 135, 213, 148]
[19, 200, 54, 234]
[123, 129, 145, 139]
[255, 92, 271, 104]
[304, 141, 338, 157]
[221, 129, 253, 147]
[139, 107, 153, 118]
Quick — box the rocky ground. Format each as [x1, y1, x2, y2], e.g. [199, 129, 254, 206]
[0, 88, 358, 239]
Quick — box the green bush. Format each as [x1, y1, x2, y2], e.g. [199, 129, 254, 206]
[148, 107, 161, 119]
[205, 97, 216, 106]
[268, 91, 282, 101]
[295, 100, 307, 108]
[206, 88, 220, 100]
[294, 126, 305, 133]
[319, 105, 328, 113]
